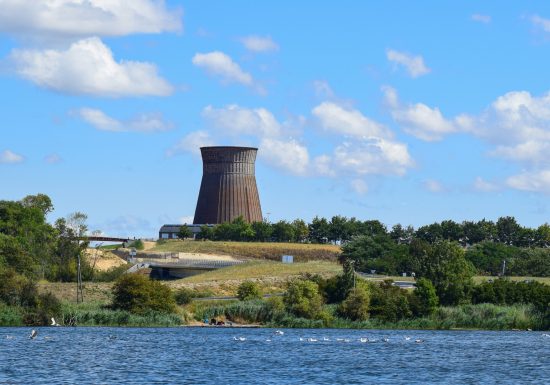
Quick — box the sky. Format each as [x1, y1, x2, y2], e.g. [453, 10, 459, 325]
[2, 1, 550, 237]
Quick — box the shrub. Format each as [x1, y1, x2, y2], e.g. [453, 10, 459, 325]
[412, 278, 439, 316]
[283, 279, 324, 319]
[94, 264, 128, 282]
[237, 281, 262, 301]
[338, 286, 370, 321]
[175, 287, 195, 305]
[111, 274, 176, 315]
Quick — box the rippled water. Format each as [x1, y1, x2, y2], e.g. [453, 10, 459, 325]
[1, 327, 549, 384]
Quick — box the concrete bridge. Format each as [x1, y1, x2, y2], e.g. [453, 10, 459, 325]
[126, 256, 245, 279]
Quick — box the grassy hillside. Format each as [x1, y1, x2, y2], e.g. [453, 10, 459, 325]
[150, 240, 341, 261]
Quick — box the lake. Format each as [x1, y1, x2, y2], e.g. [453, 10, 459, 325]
[1, 327, 549, 384]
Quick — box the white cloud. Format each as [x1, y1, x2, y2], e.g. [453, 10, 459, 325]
[312, 102, 393, 139]
[316, 138, 413, 177]
[383, 86, 459, 141]
[313, 80, 335, 99]
[10, 37, 174, 97]
[531, 14, 550, 33]
[0, 149, 24, 164]
[240, 35, 279, 52]
[473, 177, 499, 192]
[179, 216, 194, 225]
[506, 170, 550, 194]
[259, 138, 310, 175]
[192, 51, 254, 86]
[423, 179, 446, 193]
[350, 179, 368, 195]
[471, 14, 492, 24]
[386, 49, 431, 78]
[0, 0, 182, 39]
[167, 131, 214, 157]
[77, 108, 172, 132]
[44, 153, 63, 164]
[202, 104, 281, 138]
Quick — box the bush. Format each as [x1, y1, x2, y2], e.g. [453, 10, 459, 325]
[283, 279, 325, 320]
[175, 287, 195, 305]
[338, 286, 370, 321]
[111, 274, 176, 315]
[237, 281, 262, 301]
[412, 278, 439, 316]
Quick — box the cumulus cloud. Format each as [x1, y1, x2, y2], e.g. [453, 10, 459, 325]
[240, 35, 279, 52]
[192, 51, 254, 86]
[531, 14, 550, 33]
[383, 86, 462, 141]
[386, 86, 550, 193]
[167, 131, 214, 157]
[202, 104, 281, 138]
[259, 137, 310, 175]
[386, 49, 431, 78]
[10, 37, 174, 97]
[314, 138, 413, 177]
[312, 102, 393, 139]
[471, 14, 492, 24]
[0, 0, 182, 39]
[0, 149, 24, 164]
[473, 177, 499, 192]
[506, 170, 550, 194]
[77, 108, 172, 132]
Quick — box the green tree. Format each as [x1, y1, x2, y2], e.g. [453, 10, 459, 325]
[283, 279, 324, 319]
[237, 281, 262, 301]
[196, 225, 213, 240]
[292, 219, 309, 242]
[272, 220, 295, 242]
[412, 240, 475, 305]
[412, 278, 438, 316]
[308, 216, 330, 243]
[177, 226, 193, 240]
[111, 274, 176, 314]
[251, 221, 273, 241]
[337, 286, 370, 321]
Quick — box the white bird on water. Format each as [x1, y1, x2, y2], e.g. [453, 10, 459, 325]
[359, 338, 369, 343]
[322, 337, 330, 342]
[274, 330, 284, 335]
[404, 336, 411, 341]
[307, 338, 318, 342]
[29, 330, 38, 339]
[51, 317, 60, 327]
[415, 339, 425, 343]
[233, 337, 246, 341]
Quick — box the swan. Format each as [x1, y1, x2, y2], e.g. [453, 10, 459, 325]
[51, 317, 60, 327]
[274, 330, 284, 335]
[359, 338, 369, 343]
[29, 330, 38, 339]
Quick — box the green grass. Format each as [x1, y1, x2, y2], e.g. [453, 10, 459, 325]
[151, 240, 341, 261]
[474, 276, 550, 285]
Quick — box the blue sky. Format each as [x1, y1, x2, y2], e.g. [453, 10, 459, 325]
[2, 1, 550, 237]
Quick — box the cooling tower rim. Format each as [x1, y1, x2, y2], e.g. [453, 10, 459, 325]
[200, 146, 258, 151]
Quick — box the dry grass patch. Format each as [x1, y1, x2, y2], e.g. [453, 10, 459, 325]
[38, 282, 113, 303]
[150, 240, 341, 261]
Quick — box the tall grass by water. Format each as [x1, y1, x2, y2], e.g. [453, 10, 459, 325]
[60, 302, 185, 327]
[192, 300, 546, 330]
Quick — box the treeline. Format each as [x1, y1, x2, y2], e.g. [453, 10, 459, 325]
[192, 215, 550, 247]
[0, 194, 94, 281]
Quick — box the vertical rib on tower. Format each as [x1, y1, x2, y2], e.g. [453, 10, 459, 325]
[193, 146, 263, 224]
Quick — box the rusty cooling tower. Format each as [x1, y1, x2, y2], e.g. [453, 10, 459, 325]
[193, 146, 263, 224]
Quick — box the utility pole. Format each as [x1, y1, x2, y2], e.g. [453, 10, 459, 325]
[76, 247, 84, 303]
[501, 260, 506, 277]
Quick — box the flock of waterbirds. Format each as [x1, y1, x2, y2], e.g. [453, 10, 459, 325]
[233, 331, 426, 344]
[3, 324, 550, 343]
